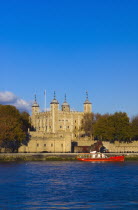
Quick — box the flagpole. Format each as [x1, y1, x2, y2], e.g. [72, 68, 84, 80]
[44, 90, 46, 112]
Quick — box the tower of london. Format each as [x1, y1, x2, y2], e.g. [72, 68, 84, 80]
[31, 92, 92, 138]
[19, 92, 93, 153]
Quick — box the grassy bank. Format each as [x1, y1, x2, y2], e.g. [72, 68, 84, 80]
[0, 154, 77, 162]
[0, 153, 138, 161]
[125, 156, 138, 161]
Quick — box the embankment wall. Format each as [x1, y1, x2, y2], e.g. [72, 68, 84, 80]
[0, 153, 138, 161]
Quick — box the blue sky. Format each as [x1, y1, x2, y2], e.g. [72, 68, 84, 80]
[0, 0, 138, 117]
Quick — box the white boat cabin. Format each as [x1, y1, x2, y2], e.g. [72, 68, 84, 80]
[77, 153, 107, 159]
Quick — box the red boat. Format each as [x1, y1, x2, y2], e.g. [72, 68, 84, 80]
[77, 152, 125, 162]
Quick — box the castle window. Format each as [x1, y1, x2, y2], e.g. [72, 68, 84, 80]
[75, 126, 77, 129]
[60, 126, 62, 128]
[75, 120, 76, 123]
[61, 144, 63, 147]
[37, 144, 39, 147]
[51, 144, 53, 147]
[67, 126, 69, 129]
[44, 144, 46, 147]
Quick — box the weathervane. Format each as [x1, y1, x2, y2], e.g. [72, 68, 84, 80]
[65, 94, 67, 102]
[54, 91, 56, 99]
[86, 91, 88, 100]
[34, 94, 37, 102]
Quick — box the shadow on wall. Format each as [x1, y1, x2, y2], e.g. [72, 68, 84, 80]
[71, 141, 78, 153]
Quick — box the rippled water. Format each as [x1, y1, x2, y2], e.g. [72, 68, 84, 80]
[0, 161, 138, 209]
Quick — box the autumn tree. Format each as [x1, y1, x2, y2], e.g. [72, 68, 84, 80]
[0, 105, 30, 152]
[81, 113, 101, 138]
[20, 111, 31, 132]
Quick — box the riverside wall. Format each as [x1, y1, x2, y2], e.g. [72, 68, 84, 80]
[0, 152, 138, 161]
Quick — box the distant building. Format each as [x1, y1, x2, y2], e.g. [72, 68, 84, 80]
[19, 92, 93, 153]
[18, 92, 138, 153]
[31, 92, 92, 138]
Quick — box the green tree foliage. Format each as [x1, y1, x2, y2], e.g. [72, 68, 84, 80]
[131, 115, 138, 140]
[81, 112, 132, 142]
[94, 112, 131, 142]
[110, 112, 131, 142]
[0, 105, 30, 152]
[94, 114, 114, 141]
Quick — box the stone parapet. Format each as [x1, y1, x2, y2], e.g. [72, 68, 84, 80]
[103, 141, 138, 153]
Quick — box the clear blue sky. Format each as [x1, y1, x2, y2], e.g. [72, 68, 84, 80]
[0, 0, 138, 117]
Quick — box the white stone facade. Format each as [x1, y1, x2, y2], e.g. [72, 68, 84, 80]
[19, 93, 93, 153]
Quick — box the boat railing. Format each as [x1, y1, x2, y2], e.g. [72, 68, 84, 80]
[77, 153, 107, 159]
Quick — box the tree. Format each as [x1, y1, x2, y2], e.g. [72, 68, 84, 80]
[81, 113, 93, 137]
[94, 112, 131, 142]
[20, 111, 31, 132]
[110, 112, 131, 142]
[93, 114, 114, 141]
[81, 113, 101, 138]
[131, 115, 138, 140]
[0, 105, 30, 152]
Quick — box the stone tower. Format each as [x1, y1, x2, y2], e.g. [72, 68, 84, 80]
[62, 94, 70, 112]
[83, 91, 92, 113]
[32, 95, 40, 115]
[50, 92, 59, 133]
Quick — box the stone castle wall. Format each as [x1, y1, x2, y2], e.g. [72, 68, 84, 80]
[19, 132, 72, 153]
[18, 131, 138, 153]
[103, 141, 138, 153]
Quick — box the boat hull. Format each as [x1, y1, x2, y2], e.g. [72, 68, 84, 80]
[77, 156, 125, 162]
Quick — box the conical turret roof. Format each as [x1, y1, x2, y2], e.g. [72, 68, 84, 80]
[84, 91, 92, 104]
[50, 91, 59, 104]
[32, 95, 39, 107]
[62, 94, 69, 106]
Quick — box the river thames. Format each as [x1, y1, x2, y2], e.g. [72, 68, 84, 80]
[0, 161, 138, 209]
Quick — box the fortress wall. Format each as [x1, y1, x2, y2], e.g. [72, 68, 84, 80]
[19, 140, 138, 153]
[103, 141, 138, 152]
[19, 133, 71, 153]
[19, 130, 138, 153]
[77, 140, 95, 146]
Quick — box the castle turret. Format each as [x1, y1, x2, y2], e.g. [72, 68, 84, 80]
[62, 94, 70, 112]
[83, 91, 92, 113]
[50, 91, 59, 110]
[50, 91, 59, 133]
[32, 95, 40, 115]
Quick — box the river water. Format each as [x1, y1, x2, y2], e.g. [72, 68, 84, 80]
[0, 161, 138, 209]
